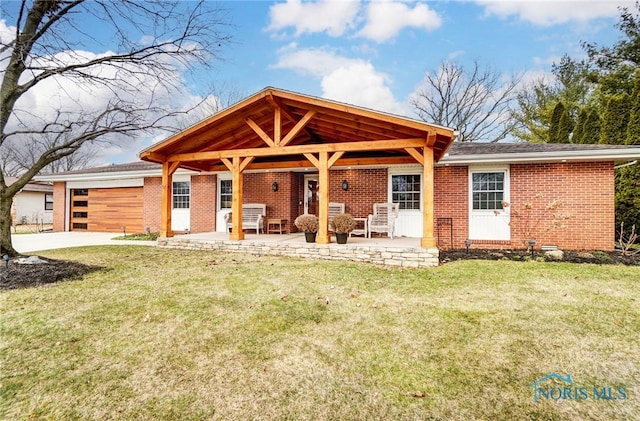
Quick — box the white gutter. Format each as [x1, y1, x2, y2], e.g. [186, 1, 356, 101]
[438, 148, 640, 165]
[614, 160, 638, 169]
[34, 167, 196, 182]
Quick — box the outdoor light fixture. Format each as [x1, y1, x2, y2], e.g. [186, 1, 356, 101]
[528, 239, 536, 258]
[341, 180, 349, 191]
[464, 239, 472, 254]
[3, 254, 8, 268]
[271, 181, 278, 192]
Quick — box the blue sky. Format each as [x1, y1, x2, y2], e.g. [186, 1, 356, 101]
[208, 0, 627, 114]
[0, 0, 633, 164]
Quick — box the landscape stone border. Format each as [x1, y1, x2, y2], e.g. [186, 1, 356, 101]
[158, 237, 439, 268]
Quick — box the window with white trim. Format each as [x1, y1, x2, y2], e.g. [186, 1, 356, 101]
[472, 172, 505, 210]
[391, 174, 421, 210]
[172, 181, 190, 209]
[219, 179, 232, 209]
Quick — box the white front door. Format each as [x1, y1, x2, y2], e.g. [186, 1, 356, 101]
[389, 170, 423, 238]
[216, 176, 232, 232]
[171, 178, 191, 232]
[468, 168, 510, 240]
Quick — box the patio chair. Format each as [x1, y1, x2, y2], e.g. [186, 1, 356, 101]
[224, 204, 266, 234]
[367, 203, 399, 239]
[328, 202, 345, 232]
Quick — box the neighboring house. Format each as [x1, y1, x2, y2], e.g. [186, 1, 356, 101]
[36, 87, 640, 251]
[6, 177, 54, 226]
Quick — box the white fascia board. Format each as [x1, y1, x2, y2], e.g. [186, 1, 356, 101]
[438, 148, 640, 165]
[34, 168, 196, 182]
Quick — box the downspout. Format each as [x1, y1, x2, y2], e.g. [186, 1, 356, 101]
[615, 160, 638, 169]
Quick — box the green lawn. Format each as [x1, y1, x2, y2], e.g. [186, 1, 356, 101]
[1, 246, 638, 420]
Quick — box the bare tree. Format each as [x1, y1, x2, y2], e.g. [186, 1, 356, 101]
[411, 60, 521, 142]
[0, 0, 232, 256]
[1, 132, 99, 176]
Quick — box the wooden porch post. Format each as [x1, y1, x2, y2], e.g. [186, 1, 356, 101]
[161, 161, 180, 238]
[421, 147, 436, 248]
[229, 156, 245, 241]
[317, 151, 330, 244]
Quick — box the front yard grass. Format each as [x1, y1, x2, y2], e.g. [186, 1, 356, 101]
[1, 246, 638, 420]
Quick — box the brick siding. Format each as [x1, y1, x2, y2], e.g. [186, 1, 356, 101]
[50, 162, 617, 251]
[509, 162, 614, 250]
[52, 182, 66, 231]
[432, 162, 615, 251]
[143, 177, 162, 233]
[191, 174, 217, 233]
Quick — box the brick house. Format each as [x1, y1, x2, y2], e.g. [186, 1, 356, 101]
[36, 88, 640, 251]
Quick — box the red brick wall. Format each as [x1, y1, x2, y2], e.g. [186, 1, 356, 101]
[433, 162, 615, 251]
[509, 162, 614, 250]
[134, 161, 615, 250]
[191, 174, 217, 233]
[434, 166, 468, 249]
[330, 168, 388, 218]
[52, 182, 66, 232]
[143, 177, 162, 233]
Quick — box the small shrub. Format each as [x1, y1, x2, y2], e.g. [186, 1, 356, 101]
[294, 214, 319, 233]
[331, 213, 356, 233]
[593, 251, 613, 263]
[617, 222, 639, 256]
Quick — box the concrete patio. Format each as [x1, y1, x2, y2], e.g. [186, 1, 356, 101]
[158, 232, 440, 268]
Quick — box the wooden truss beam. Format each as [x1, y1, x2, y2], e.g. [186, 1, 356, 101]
[171, 138, 427, 162]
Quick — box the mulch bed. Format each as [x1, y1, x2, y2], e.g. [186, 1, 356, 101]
[439, 248, 640, 266]
[0, 256, 103, 291]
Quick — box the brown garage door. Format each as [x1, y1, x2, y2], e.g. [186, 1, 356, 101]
[70, 187, 143, 233]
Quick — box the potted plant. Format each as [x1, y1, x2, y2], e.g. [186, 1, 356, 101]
[331, 213, 356, 244]
[295, 214, 319, 243]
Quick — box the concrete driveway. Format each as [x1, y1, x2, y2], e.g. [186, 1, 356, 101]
[10, 232, 157, 254]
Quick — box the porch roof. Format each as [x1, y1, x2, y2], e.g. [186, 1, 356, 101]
[139, 87, 456, 171]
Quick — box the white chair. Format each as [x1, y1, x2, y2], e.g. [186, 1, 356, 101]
[224, 204, 265, 234]
[328, 202, 345, 232]
[367, 203, 399, 239]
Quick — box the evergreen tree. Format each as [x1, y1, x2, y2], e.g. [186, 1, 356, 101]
[626, 76, 640, 145]
[557, 107, 574, 143]
[582, 109, 602, 144]
[572, 108, 588, 143]
[548, 102, 565, 143]
[600, 93, 631, 144]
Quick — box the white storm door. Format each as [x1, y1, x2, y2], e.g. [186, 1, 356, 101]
[389, 171, 423, 238]
[216, 176, 232, 232]
[468, 168, 510, 240]
[171, 178, 191, 232]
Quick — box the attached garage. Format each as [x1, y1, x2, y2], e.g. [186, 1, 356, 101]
[36, 161, 197, 234]
[70, 187, 143, 233]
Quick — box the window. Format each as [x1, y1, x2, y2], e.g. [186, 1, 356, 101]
[391, 174, 421, 210]
[73, 189, 88, 196]
[172, 181, 190, 209]
[219, 179, 232, 209]
[472, 172, 505, 210]
[44, 193, 53, 211]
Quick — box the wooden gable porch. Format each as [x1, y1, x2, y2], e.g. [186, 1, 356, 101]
[139, 87, 455, 248]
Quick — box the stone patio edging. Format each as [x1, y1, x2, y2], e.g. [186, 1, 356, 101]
[158, 237, 439, 268]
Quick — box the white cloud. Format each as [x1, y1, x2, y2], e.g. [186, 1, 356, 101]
[267, 1, 443, 42]
[357, 1, 442, 42]
[271, 44, 358, 77]
[273, 46, 406, 114]
[476, 0, 624, 26]
[267, 0, 361, 37]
